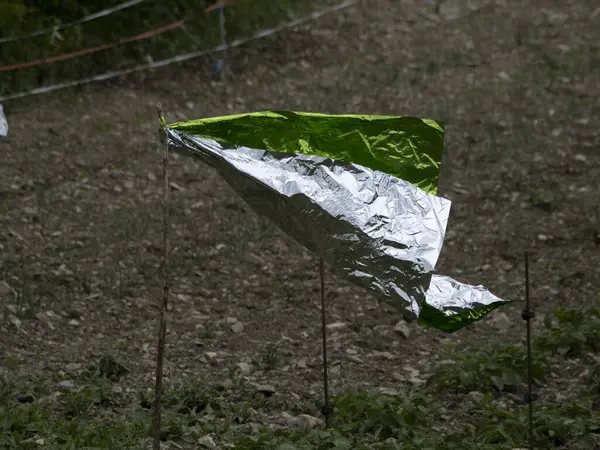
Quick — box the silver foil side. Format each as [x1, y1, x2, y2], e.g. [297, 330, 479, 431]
[166, 128, 507, 329]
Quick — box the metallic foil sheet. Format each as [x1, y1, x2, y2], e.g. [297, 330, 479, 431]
[0, 104, 7, 137]
[162, 122, 507, 333]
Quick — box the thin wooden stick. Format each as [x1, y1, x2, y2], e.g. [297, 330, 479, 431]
[152, 103, 170, 450]
[320, 258, 333, 427]
[522, 251, 535, 449]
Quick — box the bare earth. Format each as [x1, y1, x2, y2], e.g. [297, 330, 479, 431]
[0, 0, 599, 446]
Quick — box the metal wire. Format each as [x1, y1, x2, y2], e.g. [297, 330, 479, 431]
[0, 0, 360, 102]
[0, 0, 151, 44]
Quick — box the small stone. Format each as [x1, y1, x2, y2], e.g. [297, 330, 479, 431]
[226, 317, 238, 324]
[296, 358, 307, 368]
[469, 391, 484, 402]
[296, 414, 324, 430]
[37, 391, 61, 407]
[408, 376, 425, 385]
[393, 321, 411, 339]
[371, 351, 395, 360]
[57, 380, 75, 389]
[0, 280, 14, 297]
[230, 321, 244, 333]
[35, 312, 54, 330]
[574, 153, 587, 162]
[346, 354, 363, 364]
[281, 411, 298, 427]
[378, 387, 398, 396]
[326, 322, 347, 330]
[244, 253, 265, 266]
[198, 435, 217, 449]
[255, 384, 276, 397]
[237, 362, 252, 375]
[498, 71, 511, 81]
[66, 363, 81, 371]
[68, 319, 80, 326]
[213, 378, 234, 391]
[205, 352, 218, 360]
[491, 312, 511, 330]
[169, 182, 185, 191]
[392, 372, 404, 382]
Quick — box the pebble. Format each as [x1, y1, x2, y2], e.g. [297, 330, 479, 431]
[346, 354, 364, 364]
[378, 387, 398, 396]
[237, 362, 252, 375]
[296, 414, 324, 430]
[296, 358, 307, 368]
[198, 435, 217, 449]
[255, 384, 276, 397]
[468, 391, 484, 402]
[370, 351, 395, 360]
[57, 380, 75, 389]
[281, 411, 298, 427]
[231, 321, 244, 333]
[393, 321, 411, 339]
[0, 280, 14, 297]
[205, 352, 218, 360]
[491, 312, 511, 330]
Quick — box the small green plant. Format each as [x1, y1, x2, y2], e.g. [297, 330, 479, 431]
[332, 388, 434, 442]
[257, 343, 281, 371]
[426, 340, 547, 394]
[534, 307, 600, 357]
[233, 428, 356, 450]
[58, 380, 114, 419]
[1, 261, 42, 320]
[452, 397, 600, 449]
[529, 188, 555, 211]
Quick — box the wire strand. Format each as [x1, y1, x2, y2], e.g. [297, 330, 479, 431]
[0, 0, 151, 44]
[0, 0, 360, 103]
[0, 20, 184, 72]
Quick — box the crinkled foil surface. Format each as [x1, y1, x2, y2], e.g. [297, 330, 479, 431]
[164, 128, 507, 332]
[0, 104, 8, 137]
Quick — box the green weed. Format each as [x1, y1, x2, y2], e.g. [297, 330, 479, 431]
[426, 340, 547, 394]
[534, 307, 600, 357]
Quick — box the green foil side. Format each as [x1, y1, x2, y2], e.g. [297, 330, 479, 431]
[168, 111, 444, 194]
